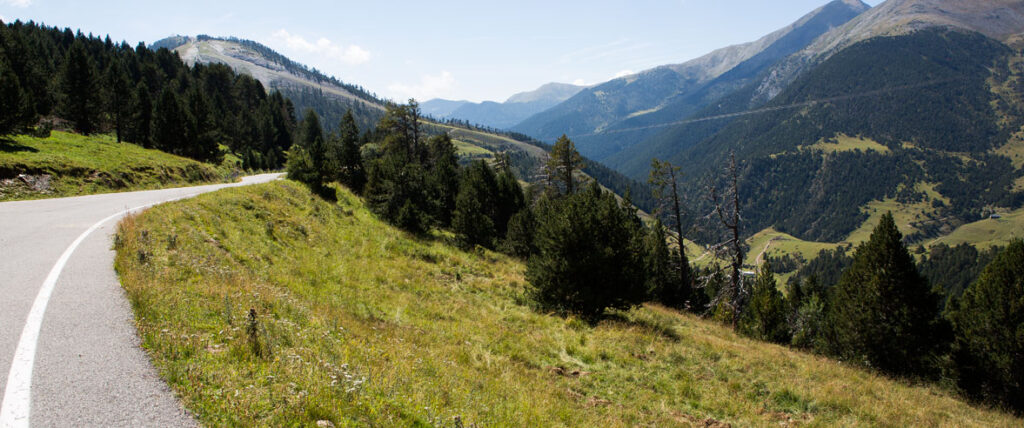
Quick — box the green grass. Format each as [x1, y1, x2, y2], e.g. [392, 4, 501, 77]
[926, 206, 1024, 249]
[452, 139, 493, 157]
[0, 131, 238, 201]
[804, 134, 891, 154]
[114, 180, 1021, 427]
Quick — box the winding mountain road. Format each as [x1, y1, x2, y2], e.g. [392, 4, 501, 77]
[0, 173, 281, 427]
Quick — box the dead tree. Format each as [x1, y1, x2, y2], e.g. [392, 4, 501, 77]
[709, 151, 746, 326]
[649, 158, 693, 304]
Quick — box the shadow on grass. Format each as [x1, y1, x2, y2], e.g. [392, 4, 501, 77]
[0, 138, 39, 153]
[603, 309, 683, 342]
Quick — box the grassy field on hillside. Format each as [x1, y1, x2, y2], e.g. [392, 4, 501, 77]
[0, 131, 238, 201]
[804, 134, 891, 154]
[926, 206, 1024, 249]
[114, 180, 1020, 427]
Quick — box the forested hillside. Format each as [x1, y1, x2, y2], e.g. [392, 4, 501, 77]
[0, 21, 297, 170]
[636, 29, 1024, 243]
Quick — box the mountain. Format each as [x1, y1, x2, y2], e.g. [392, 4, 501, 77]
[749, 0, 1024, 104]
[420, 99, 471, 118]
[512, 0, 870, 161]
[155, 35, 652, 209]
[423, 82, 584, 129]
[157, 35, 386, 133]
[607, 0, 1024, 245]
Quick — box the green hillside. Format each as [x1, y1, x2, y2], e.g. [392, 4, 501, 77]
[631, 29, 1024, 244]
[0, 131, 236, 201]
[113, 180, 1021, 427]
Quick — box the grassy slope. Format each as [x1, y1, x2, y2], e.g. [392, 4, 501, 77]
[0, 131, 236, 201]
[114, 180, 1019, 427]
[926, 206, 1024, 249]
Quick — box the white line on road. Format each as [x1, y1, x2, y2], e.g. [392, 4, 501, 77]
[0, 193, 198, 428]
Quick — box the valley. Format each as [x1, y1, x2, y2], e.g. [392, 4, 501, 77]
[2, 0, 1024, 425]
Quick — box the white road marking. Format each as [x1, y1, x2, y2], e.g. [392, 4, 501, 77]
[0, 193, 198, 428]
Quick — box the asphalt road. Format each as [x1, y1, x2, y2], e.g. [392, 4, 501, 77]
[0, 173, 281, 427]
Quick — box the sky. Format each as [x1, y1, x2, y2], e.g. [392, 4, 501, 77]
[0, 0, 884, 103]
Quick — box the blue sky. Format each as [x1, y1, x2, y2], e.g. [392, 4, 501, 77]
[1, 0, 884, 102]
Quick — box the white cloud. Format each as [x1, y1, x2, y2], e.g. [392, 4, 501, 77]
[572, 78, 586, 86]
[388, 71, 456, 101]
[270, 29, 370, 65]
[1, 0, 31, 7]
[613, 70, 634, 79]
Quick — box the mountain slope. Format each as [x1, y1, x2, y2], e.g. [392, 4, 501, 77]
[156, 36, 654, 210]
[512, 0, 870, 161]
[752, 0, 1024, 104]
[424, 82, 584, 129]
[643, 28, 1024, 244]
[113, 179, 1023, 426]
[162, 35, 385, 132]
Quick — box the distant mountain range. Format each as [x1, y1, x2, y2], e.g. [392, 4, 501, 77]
[422, 82, 584, 129]
[512, 0, 871, 162]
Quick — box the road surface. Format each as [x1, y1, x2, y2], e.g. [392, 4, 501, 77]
[0, 173, 281, 427]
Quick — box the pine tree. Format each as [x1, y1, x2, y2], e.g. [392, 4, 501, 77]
[104, 58, 131, 142]
[501, 207, 538, 258]
[0, 57, 33, 136]
[545, 134, 583, 196]
[949, 239, 1024, 410]
[152, 87, 188, 154]
[527, 182, 647, 319]
[336, 110, 366, 193]
[452, 160, 499, 248]
[738, 263, 790, 344]
[644, 221, 674, 303]
[494, 162, 526, 238]
[127, 82, 153, 147]
[825, 212, 948, 377]
[425, 133, 459, 227]
[184, 87, 222, 162]
[59, 39, 101, 134]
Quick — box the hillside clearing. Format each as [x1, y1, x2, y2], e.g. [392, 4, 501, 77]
[0, 131, 236, 201]
[114, 180, 1021, 427]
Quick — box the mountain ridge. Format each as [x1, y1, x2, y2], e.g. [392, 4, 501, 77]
[512, 0, 870, 162]
[422, 82, 584, 129]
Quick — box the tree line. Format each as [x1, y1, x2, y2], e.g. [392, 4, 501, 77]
[1, 20, 297, 169]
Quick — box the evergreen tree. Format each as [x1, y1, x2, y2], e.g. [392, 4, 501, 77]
[335, 110, 366, 193]
[127, 82, 153, 147]
[184, 87, 222, 162]
[425, 133, 460, 227]
[452, 160, 499, 248]
[364, 102, 431, 233]
[949, 239, 1024, 411]
[789, 275, 829, 351]
[738, 263, 790, 344]
[297, 108, 326, 176]
[59, 39, 101, 134]
[644, 221, 674, 303]
[104, 58, 131, 142]
[527, 182, 647, 319]
[0, 57, 33, 136]
[501, 207, 538, 258]
[825, 212, 949, 377]
[494, 162, 526, 238]
[545, 134, 583, 196]
[152, 87, 189, 155]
